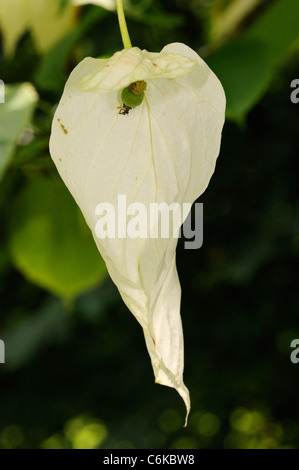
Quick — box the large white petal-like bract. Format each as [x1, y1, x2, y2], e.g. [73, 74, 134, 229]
[50, 43, 225, 423]
[72, 0, 116, 10]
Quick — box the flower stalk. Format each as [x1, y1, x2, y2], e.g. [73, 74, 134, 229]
[116, 0, 132, 49]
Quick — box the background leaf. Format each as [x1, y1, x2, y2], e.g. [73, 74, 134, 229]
[35, 6, 108, 92]
[8, 176, 107, 299]
[0, 83, 38, 180]
[207, 0, 299, 121]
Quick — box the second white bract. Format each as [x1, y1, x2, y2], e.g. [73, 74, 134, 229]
[49, 42, 226, 423]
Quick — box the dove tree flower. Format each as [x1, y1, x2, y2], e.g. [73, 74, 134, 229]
[49, 0, 225, 424]
[0, 0, 76, 56]
[72, 0, 116, 10]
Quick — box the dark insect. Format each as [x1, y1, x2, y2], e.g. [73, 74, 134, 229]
[119, 104, 132, 115]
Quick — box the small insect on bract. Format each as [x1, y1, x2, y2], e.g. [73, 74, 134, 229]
[119, 104, 132, 115]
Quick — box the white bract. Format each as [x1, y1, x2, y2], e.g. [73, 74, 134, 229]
[72, 0, 117, 10]
[50, 42, 225, 424]
[0, 0, 120, 57]
[0, 0, 75, 56]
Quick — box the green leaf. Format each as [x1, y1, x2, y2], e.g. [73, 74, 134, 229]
[35, 30, 79, 93]
[35, 6, 108, 92]
[247, 0, 299, 67]
[207, 37, 272, 122]
[207, 0, 299, 121]
[0, 83, 38, 180]
[8, 176, 107, 299]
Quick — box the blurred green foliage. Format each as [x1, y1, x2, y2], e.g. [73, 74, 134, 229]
[0, 0, 299, 449]
[9, 177, 106, 298]
[0, 83, 37, 179]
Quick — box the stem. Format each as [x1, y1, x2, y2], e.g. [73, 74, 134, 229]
[116, 0, 132, 49]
